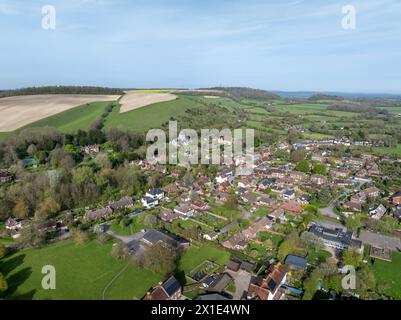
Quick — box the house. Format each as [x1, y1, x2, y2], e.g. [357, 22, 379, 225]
[362, 187, 380, 198]
[289, 171, 308, 182]
[258, 178, 274, 192]
[241, 193, 258, 204]
[109, 196, 134, 211]
[280, 202, 303, 215]
[256, 195, 275, 207]
[268, 208, 286, 222]
[311, 154, 325, 162]
[143, 276, 182, 300]
[308, 224, 361, 251]
[330, 169, 349, 178]
[283, 189, 296, 201]
[390, 191, 401, 206]
[81, 144, 100, 155]
[344, 201, 362, 212]
[222, 233, 247, 251]
[311, 174, 327, 185]
[174, 204, 195, 219]
[85, 207, 113, 221]
[141, 196, 159, 209]
[284, 255, 307, 269]
[145, 188, 164, 200]
[227, 260, 241, 272]
[159, 209, 179, 222]
[203, 231, 219, 241]
[243, 217, 272, 239]
[0, 171, 14, 184]
[191, 199, 209, 211]
[140, 229, 189, 251]
[5, 218, 25, 231]
[369, 204, 387, 220]
[247, 263, 288, 300]
[299, 195, 311, 205]
[206, 273, 234, 293]
[163, 183, 179, 194]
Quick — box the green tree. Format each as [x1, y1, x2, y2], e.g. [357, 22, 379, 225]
[294, 159, 310, 173]
[345, 215, 362, 232]
[342, 247, 362, 268]
[72, 229, 90, 246]
[111, 241, 129, 260]
[312, 163, 327, 175]
[133, 242, 177, 275]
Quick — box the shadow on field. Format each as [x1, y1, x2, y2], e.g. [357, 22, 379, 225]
[0, 254, 36, 300]
[0, 253, 26, 276]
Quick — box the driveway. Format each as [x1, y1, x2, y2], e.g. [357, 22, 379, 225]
[226, 269, 252, 300]
[106, 229, 145, 244]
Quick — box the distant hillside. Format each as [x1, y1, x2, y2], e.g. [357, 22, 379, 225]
[208, 87, 280, 100]
[0, 86, 124, 98]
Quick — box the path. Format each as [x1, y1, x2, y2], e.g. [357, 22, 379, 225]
[102, 263, 130, 300]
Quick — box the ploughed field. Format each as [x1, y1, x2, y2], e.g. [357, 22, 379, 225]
[0, 94, 120, 131]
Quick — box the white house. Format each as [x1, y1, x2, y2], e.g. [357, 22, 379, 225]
[369, 204, 387, 220]
[145, 188, 165, 200]
[141, 197, 159, 209]
[173, 204, 195, 219]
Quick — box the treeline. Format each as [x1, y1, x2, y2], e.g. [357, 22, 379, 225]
[327, 103, 390, 116]
[308, 94, 344, 101]
[208, 87, 280, 101]
[0, 86, 124, 98]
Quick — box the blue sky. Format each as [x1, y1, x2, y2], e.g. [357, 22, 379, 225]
[1, 0, 400, 93]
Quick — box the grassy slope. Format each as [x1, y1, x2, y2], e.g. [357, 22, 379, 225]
[0, 240, 162, 300]
[104, 95, 204, 131]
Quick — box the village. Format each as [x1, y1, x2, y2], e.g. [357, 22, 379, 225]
[1, 136, 400, 301]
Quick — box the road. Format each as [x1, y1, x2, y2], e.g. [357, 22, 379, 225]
[319, 188, 354, 219]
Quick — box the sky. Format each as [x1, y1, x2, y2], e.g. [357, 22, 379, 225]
[0, 0, 401, 93]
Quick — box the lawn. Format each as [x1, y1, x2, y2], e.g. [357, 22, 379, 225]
[20, 101, 113, 133]
[0, 239, 163, 300]
[372, 252, 401, 299]
[175, 244, 230, 284]
[105, 95, 204, 131]
[109, 216, 146, 235]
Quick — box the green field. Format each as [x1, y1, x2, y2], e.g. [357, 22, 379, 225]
[105, 95, 204, 131]
[372, 252, 401, 299]
[0, 240, 163, 300]
[372, 144, 401, 157]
